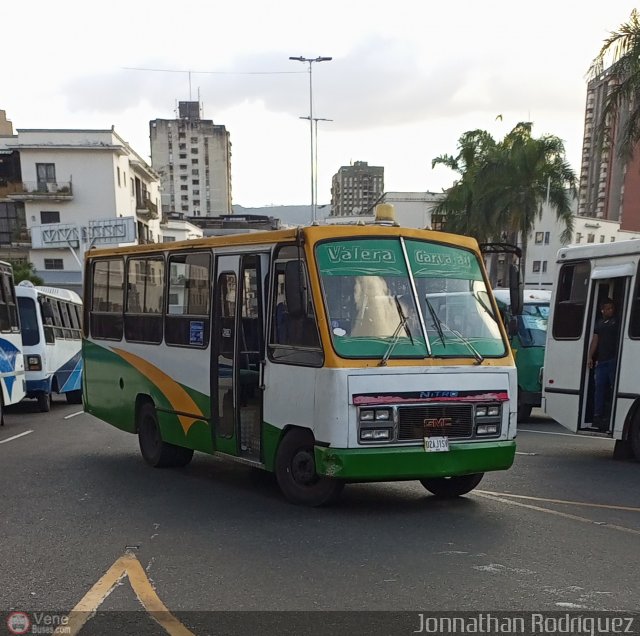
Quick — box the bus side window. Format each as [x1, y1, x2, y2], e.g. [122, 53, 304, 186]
[40, 300, 56, 343]
[268, 260, 323, 366]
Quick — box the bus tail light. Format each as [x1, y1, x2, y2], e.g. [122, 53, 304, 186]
[26, 355, 42, 371]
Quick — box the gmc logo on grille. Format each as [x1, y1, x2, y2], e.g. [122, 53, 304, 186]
[424, 417, 453, 428]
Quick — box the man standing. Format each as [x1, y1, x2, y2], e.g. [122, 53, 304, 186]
[587, 298, 620, 431]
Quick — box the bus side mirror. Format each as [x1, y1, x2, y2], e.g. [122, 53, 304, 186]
[509, 264, 523, 316]
[284, 260, 308, 318]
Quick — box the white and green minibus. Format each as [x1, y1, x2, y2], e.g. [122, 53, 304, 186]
[82, 214, 518, 505]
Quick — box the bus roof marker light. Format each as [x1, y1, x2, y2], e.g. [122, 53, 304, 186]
[374, 203, 398, 226]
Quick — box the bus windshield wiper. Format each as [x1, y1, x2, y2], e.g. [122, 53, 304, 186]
[425, 294, 484, 364]
[444, 326, 484, 365]
[472, 291, 500, 326]
[379, 295, 413, 366]
[424, 295, 446, 349]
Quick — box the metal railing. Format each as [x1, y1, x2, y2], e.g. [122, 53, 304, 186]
[14, 181, 73, 196]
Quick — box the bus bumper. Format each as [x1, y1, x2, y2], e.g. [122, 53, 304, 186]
[314, 440, 516, 481]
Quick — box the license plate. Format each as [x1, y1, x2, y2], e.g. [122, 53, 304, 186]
[424, 436, 449, 452]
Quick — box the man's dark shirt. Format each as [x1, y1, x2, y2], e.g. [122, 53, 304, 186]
[594, 316, 619, 362]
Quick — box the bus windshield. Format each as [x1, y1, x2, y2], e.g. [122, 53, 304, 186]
[517, 303, 549, 347]
[316, 238, 506, 359]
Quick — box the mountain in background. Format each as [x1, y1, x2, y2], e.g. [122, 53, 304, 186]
[232, 203, 331, 226]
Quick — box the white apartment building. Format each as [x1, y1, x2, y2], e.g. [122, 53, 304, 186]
[3, 128, 162, 291]
[524, 199, 640, 288]
[150, 101, 232, 218]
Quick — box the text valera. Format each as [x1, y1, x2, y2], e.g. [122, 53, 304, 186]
[326, 246, 396, 264]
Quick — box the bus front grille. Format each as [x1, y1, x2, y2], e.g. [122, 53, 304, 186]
[397, 404, 474, 440]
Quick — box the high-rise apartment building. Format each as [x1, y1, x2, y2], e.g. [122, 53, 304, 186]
[330, 161, 384, 216]
[578, 70, 640, 231]
[150, 101, 232, 218]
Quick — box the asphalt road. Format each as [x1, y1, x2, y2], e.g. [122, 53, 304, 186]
[1, 400, 639, 633]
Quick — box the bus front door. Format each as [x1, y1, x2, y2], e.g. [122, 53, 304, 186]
[580, 276, 628, 433]
[213, 254, 267, 462]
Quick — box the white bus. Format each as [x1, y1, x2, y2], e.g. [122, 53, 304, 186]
[544, 239, 640, 459]
[83, 212, 519, 505]
[16, 282, 83, 411]
[0, 261, 26, 423]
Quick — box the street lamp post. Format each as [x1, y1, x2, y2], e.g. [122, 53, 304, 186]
[289, 55, 332, 223]
[300, 116, 333, 223]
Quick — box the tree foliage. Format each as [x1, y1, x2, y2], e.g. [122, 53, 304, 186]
[10, 261, 43, 286]
[432, 122, 577, 270]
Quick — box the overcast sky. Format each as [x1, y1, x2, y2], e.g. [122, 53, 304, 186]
[3, 1, 637, 207]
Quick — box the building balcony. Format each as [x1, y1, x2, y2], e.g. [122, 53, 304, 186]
[7, 181, 73, 201]
[136, 197, 159, 219]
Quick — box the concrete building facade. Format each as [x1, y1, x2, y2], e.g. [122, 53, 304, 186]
[150, 101, 232, 218]
[5, 128, 162, 290]
[578, 70, 640, 232]
[330, 161, 383, 217]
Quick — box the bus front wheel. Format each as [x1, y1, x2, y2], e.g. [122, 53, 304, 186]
[138, 403, 194, 468]
[275, 429, 344, 506]
[630, 415, 640, 461]
[420, 473, 484, 498]
[517, 404, 532, 422]
[37, 392, 51, 412]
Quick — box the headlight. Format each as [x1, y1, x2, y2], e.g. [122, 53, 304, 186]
[477, 424, 499, 435]
[360, 428, 391, 442]
[375, 409, 391, 421]
[487, 406, 500, 417]
[476, 406, 487, 417]
[360, 409, 374, 421]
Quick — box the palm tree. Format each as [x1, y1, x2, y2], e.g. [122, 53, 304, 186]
[488, 123, 576, 268]
[432, 122, 577, 280]
[431, 130, 500, 241]
[589, 9, 640, 158]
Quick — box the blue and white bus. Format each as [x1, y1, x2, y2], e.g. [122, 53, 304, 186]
[0, 261, 26, 423]
[16, 282, 83, 411]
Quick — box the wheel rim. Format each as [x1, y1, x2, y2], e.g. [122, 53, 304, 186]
[290, 448, 317, 486]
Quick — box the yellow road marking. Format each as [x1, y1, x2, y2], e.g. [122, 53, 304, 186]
[54, 551, 194, 635]
[473, 492, 640, 536]
[476, 490, 640, 513]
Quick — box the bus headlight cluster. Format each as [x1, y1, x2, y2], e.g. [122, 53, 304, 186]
[25, 355, 42, 371]
[359, 407, 393, 442]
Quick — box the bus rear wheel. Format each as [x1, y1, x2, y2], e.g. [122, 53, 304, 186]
[420, 473, 484, 498]
[66, 390, 83, 405]
[275, 429, 344, 506]
[138, 403, 194, 468]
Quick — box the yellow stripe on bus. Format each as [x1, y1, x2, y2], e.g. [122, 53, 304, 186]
[111, 347, 205, 434]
